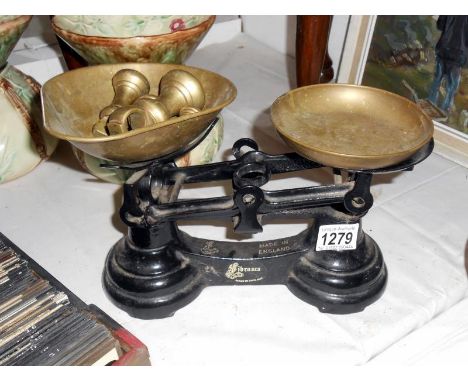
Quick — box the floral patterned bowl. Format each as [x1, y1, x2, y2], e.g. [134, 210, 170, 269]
[51, 15, 216, 65]
[0, 16, 58, 184]
[0, 16, 32, 67]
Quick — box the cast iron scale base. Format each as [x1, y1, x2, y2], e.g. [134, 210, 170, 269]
[102, 122, 434, 319]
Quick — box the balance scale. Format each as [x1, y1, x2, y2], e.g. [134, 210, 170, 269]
[42, 63, 434, 319]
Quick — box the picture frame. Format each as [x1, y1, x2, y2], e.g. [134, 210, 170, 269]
[336, 15, 468, 167]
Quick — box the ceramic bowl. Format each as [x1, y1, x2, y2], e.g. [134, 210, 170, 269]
[0, 16, 32, 67]
[0, 15, 58, 184]
[51, 15, 216, 65]
[0, 65, 58, 184]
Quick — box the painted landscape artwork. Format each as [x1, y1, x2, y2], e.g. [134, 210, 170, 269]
[362, 16, 468, 135]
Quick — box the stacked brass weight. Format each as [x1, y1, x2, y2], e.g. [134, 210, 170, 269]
[92, 68, 206, 137]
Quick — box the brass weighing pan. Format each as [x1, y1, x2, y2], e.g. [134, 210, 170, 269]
[42, 63, 237, 163]
[271, 84, 433, 170]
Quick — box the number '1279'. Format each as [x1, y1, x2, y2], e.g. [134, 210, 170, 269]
[321, 232, 353, 246]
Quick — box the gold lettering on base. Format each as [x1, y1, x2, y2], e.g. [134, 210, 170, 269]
[225, 262, 264, 283]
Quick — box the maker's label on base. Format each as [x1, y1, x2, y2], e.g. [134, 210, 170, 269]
[316, 223, 359, 252]
[224, 262, 265, 283]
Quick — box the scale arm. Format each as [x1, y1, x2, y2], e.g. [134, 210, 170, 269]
[145, 182, 354, 231]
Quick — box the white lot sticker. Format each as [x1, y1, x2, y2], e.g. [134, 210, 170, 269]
[316, 223, 359, 251]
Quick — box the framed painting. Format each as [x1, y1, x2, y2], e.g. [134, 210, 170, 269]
[337, 15, 468, 166]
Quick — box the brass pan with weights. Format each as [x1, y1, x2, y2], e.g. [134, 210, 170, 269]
[42, 63, 237, 163]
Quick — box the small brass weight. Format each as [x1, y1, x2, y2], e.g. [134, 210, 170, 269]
[92, 69, 206, 137]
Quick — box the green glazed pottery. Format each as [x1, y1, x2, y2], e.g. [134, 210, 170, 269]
[0, 16, 58, 184]
[51, 15, 216, 65]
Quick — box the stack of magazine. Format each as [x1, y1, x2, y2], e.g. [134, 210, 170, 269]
[0, 233, 148, 366]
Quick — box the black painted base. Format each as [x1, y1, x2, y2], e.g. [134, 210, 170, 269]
[287, 234, 387, 314]
[103, 236, 204, 319]
[103, 226, 387, 319]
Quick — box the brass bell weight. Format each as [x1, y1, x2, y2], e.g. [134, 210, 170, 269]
[100, 69, 151, 119]
[93, 69, 206, 137]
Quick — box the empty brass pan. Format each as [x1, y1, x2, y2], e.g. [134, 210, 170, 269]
[42, 63, 237, 163]
[271, 84, 433, 170]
